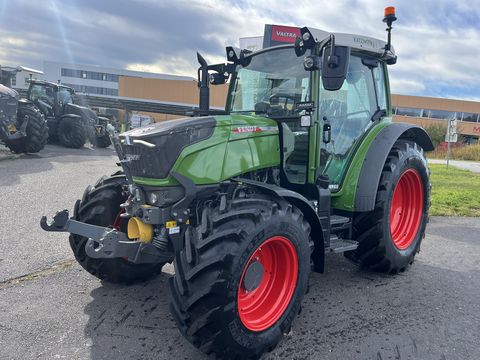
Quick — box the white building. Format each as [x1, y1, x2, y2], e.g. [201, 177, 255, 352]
[0, 65, 44, 90]
[43, 61, 194, 97]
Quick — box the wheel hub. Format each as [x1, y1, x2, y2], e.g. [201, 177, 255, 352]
[242, 260, 264, 292]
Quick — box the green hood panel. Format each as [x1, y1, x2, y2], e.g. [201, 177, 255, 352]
[132, 114, 280, 186]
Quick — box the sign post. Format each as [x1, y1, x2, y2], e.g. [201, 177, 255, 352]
[445, 118, 458, 169]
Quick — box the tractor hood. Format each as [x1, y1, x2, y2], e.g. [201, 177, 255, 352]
[119, 115, 280, 184]
[0, 84, 18, 99]
[65, 103, 97, 123]
[0, 85, 18, 128]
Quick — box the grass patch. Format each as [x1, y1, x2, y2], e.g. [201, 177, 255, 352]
[429, 143, 480, 161]
[429, 164, 480, 217]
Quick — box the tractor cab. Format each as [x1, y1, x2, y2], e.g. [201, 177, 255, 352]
[223, 28, 394, 199]
[27, 80, 75, 118]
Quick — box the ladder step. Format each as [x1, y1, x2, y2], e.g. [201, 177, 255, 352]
[330, 215, 350, 226]
[326, 236, 358, 253]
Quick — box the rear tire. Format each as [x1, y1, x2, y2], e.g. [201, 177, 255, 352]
[69, 173, 165, 284]
[57, 117, 86, 148]
[170, 193, 311, 359]
[5, 104, 48, 153]
[345, 140, 430, 273]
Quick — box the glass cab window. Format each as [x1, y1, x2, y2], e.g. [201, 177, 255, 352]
[320, 55, 384, 187]
[229, 48, 312, 185]
[30, 84, 55, 106]
[57, 87, 74, 105]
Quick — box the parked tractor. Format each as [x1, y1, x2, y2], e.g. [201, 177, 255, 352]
[26, 80, 111, 148]
[0, 84, 48, 153]
[42, 8, 433, 359]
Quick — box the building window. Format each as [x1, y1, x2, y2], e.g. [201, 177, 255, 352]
[11, 77, 16, 86]
[396, 107, 422, 117]
[424, 109, 456, 120]
[63, 83, 118, 96]
[61, 68, 119, 83]
[462, 113, 479, 122]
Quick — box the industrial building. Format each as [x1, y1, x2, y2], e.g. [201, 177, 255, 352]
[392, 95, 480, 139]
[42, 61, 194, 98]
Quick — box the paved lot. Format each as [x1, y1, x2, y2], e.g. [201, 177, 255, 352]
[1, 144, 479, 360]
[429, 159, 480, 173]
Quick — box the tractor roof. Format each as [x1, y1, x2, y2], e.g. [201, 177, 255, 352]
[28, 79, 75, 92]
[305, 27, 395, 58]
[260, 24, 394, 60]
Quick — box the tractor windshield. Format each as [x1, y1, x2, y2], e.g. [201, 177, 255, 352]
[229, 48, 310, 117]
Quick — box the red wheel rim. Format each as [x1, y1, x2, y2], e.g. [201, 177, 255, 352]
[390, 169, 424, 250]
[237, 236, 298, 332]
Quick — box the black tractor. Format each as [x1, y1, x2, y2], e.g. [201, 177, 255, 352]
[0, 84, 48, 153]
[26, 80, 111, 149]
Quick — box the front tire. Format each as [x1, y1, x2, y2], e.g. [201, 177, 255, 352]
[91, 134, 111, 148]
[5, 104, 48, 153]
[346, 140, 430, 273]
[170, 193, 311, 359]
[69, 173, 165, 284]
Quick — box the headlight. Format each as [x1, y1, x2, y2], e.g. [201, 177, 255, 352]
[135, 188, 142, 202]
[149, 192, 158, 205]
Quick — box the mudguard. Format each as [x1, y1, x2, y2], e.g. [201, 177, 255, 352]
[235, 178, 325, 272]
[355, 122, 434, 212]
[61, 114, 82, 120]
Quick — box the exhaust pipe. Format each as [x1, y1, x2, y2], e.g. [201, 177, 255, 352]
[197, 52, 210, 116]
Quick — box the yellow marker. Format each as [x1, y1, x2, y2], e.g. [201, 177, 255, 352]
[127, 217, 153, 243]
[165, 221, 177, 229]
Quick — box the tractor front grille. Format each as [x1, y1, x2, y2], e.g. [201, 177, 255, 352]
[121, 124, 214, 179]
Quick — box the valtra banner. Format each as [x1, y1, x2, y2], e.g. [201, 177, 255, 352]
[263, 24, 301, 48]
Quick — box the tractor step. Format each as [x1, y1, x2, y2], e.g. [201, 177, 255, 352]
[330, 215, 351, 232]
[326, 235, 358, 253]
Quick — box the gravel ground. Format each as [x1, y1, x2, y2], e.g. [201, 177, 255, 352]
[1, 144, 479, 360]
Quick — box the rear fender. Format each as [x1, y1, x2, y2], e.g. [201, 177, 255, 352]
[355, 122, 433, 212]
[18, 98, 33, 106]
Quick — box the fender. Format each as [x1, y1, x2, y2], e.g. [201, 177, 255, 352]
[60, 114, 82, 120]
[355, 122, 434, 212]
[17, 98, 33, 106]
[235, 178, 325, 272]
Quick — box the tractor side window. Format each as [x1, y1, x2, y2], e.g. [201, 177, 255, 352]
[372, 64, 387, 111]
[320, 55, 378, 187]
[58, 88, 73, 105]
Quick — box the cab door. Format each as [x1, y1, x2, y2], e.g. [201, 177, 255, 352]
[318, 54, 388, 189]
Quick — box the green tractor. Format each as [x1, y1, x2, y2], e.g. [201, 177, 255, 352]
[0, 84, 48, 154]
[27, 80, 111, 148]
[42, 9, 433, 359]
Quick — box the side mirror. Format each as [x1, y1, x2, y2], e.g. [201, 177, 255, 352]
[322, 45, 351, 91]
[209, 72, 228, 85]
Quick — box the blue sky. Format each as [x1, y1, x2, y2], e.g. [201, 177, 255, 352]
[0, 0, 479, 100]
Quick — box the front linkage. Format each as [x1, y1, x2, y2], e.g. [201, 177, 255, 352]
[40, 125, 213, 265]
[40, 209, 171, 264]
